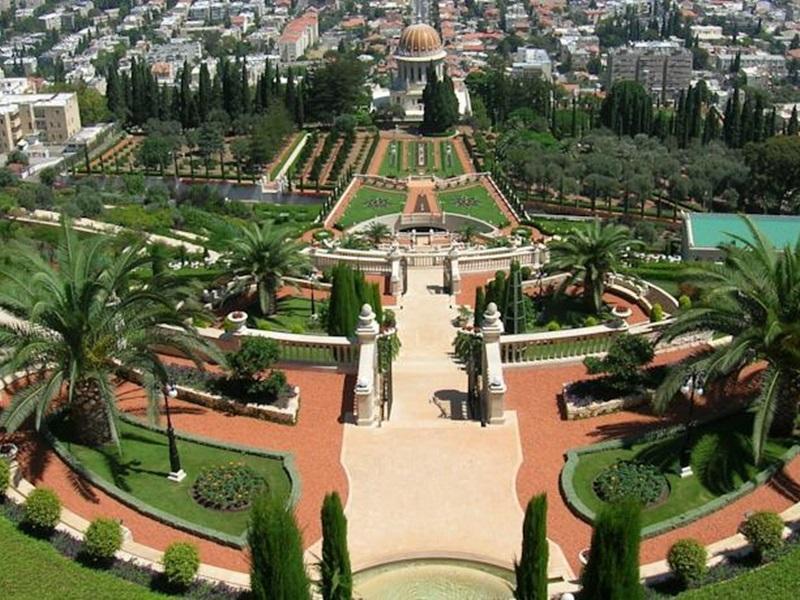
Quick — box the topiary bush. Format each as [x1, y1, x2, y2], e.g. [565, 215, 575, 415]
[83, 517, 123, 562]
[162, 542, 200, 588]
[678, 294, 692, 311]
[23, 488, 61, 532]
[593, 460, 668, 506]
[227, 337, 280, 380]
[191, 462, 266, 511]
[584, 315, 599, 327]
[546, 320, 561, 331]
[650, 303, 664, 322]
[667, 538, 707, 588]
[741, 511, 784, 562]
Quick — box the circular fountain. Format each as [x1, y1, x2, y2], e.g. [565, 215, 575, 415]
[353, 558, 515, 599]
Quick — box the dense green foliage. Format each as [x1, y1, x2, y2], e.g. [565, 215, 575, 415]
[326, 264, 382, 336]
[320, 491, 353, 600]
[162, 542, 200, 588]
[227, 338, 280, 380]
[422, 67, 459, 134]
[23, 488, 62, 532]
[741, 511, 785, 562]
[248, 493, 311, 600]
[584, 335, 655, 393]
[593, 460, 668, 506]
[667, 538, 708, 589]
[580, 501, 643, 600]
[503, 260, 529, 334]
[514, 494, 548, 600]
[0, 459, 9, 496]
[600, 81, 653, 137]
[83, 518, 124, 562]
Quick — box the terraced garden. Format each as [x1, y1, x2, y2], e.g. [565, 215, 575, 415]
[436, 184, 507, 226]
[337, 185, 406, 228]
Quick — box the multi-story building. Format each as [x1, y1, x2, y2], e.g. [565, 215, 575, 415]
[511, 47, 552, 81]
[716, 51, 787, 79]
[278, 10, 318, 62]
[0, 92, 82, 151]
[607, 41, 692, 98]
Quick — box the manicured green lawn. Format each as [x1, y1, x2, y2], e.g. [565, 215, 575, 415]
[0, 516, 163, 599]
[569, 412, 795, 529]
[436, 184, 507, 226]
[532, 217, 592, 236]
[406, 141, 434, 174]
[437, 141, 464, 177]
[53, 419, 292, 537]
[338, 185, 406, 228]
[679, 544, 800, 598]
[253, 295, 325, 334]
[378, 140, 405, 177]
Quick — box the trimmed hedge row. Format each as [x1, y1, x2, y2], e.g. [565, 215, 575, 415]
[43, 412, 301, 549]
[560, 418, 800, 539]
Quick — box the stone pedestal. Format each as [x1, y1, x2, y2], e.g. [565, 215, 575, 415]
[355, 304, 380, 425]
[481, 303, 506, 424]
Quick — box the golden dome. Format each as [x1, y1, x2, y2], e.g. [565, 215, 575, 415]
[397, 23, 443, 57]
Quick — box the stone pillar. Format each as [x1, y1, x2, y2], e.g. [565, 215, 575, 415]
[446, 245, 461, 295]
[354, 304, 380, 426]
[389, 243, 402, 297]
[481, 303, 507, 424]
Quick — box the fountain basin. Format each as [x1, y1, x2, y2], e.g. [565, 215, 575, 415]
[353, 558, 515, 599]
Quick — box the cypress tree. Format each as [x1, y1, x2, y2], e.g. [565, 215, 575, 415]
[320, 492, 352, 600]
[474, 286, 486, 328]
[353, 269, 369, 308]
[248, 493, 310, 600]
[295, 80, 305, 126]
[198, 62, 211, 122]
[740, 95, 754, 145]
[285, 67, 296, 112]
[514, 494, 548, 600]
[491, 271, 507, 318]
[327, 265, 359, 336]
[503, 260, 528, 335]
[788, 105, 799, 136]
[580, 501, 643, 600]
[368, 282, 383, 325]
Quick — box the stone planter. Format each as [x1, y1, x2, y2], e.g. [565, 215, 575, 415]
[561, 382, 653, 420]
[611, 305, 632, 319]
[175, 384, 300, 425]
[225, 311, 248, 333]
[0, 442, 18, 461]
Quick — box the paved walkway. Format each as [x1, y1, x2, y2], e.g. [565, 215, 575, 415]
[332, 268, 573, 580]
[403, 180, 440, 216]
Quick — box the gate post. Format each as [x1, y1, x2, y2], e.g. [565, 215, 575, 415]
[389, 244, 403, 297]
[444, 245, 460, 295]
[354, 304, 380, 425]
[480, 303, 506, 424]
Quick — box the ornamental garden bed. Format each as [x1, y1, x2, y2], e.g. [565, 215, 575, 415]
[47, 415, 295, 547]
[561, 366, 667, 420]
[561, 411, 799, 538]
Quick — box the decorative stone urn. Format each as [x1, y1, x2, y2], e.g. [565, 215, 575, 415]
[225, 311, 248, 333]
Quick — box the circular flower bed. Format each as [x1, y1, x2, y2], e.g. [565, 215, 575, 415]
[593, 460, 669, 506]
[190, 462, 266, 512]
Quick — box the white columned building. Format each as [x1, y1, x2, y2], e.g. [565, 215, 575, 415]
[390, 23, 448, 121]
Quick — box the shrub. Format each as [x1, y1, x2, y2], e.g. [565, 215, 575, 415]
[584, 315, 599, 327]
[383, 309, 396, 329]
[584, 334, 654, 393]
[650, 303, 664, 322]
[667, 538, 707, 588]
[520, 266, 533, 280]
[249, 493, 311, 600]
[250, 370, 289, 403]
[741, 511, 784, 562]
[678, 294, 692, 311]
[320, 492, 352, 600]
[23, 488, 61, 532]
[593, 460, 668, 506]
[514, 494, 548, 600]
[546, 320, 561, 331]
[162, 542, 200, 588]
[191, 462, 266, 511]
[581, 500, 643, 600]
[227, 337, 279, 380]
[83, 518, 123, 561]
[0, 459, 9, 496]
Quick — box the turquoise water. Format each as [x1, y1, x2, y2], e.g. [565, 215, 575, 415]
[353, 559, 515, 599]
[689, 213, 800, 249]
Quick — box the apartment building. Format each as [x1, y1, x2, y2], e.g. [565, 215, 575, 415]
[607, 41, 692, 98]
[0, 92, 82, 152]
[278, 10, 318, 62]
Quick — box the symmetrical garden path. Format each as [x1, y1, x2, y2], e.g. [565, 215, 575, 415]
[403, 179, 439, 215]
[329, 268, 574, 580]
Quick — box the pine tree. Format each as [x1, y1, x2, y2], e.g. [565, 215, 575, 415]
[580, 501, 643, 600]
[320, 492, 353, 600]
[514, 494, 548, 600]
[249, 494, 310, 600]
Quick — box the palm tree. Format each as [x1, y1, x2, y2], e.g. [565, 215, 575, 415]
[548, 220, 642, 314]
[655, 217, 800, 463]
[0, 224, 217, 447]
[363, 222, 390, 247]
[227, 223, 310, 316]
[458, 224, 478, 245]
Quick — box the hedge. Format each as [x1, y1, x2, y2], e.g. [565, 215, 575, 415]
[43, 411, 301, 549]
[560, 417, 800, 539]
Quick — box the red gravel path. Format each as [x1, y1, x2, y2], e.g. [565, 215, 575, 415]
[2, 368, 351, 571]
[507, 355, 800, 574]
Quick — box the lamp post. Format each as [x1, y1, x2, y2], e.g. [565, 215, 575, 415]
[163, 383, 186, 483]
[679, 371, 703, 478]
